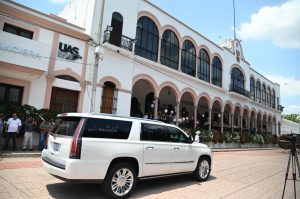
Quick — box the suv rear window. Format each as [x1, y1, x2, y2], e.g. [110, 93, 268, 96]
[82, 118, 132, 139]
[51, 117, 81, 136]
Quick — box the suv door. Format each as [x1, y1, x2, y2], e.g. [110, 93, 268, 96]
[166, 126, 195, 173]
[141, 123, 172, 177]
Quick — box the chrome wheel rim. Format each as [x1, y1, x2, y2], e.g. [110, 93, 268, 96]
[199, 160, 210, 179]
[111, 168, 134, 197]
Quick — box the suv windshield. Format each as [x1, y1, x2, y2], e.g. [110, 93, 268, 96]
[51, 117, 81, 136]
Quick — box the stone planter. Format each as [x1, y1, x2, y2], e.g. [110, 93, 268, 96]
[205, 142, 277, 149]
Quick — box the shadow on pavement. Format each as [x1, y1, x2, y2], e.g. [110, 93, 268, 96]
[46, 175, 216, 198]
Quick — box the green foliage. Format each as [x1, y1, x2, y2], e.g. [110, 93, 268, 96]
[212, 130, 224, 143]
[198, 129, 213, 143]
[223, 131, 233, 143]
[277, 134, 290, 149]
[240, 131, 250, 144]
[250, 133, 265, 145]
[283, 114, 300, 123]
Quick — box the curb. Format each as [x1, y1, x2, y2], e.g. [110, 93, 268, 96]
[212, 148, 279, 152]
[0, 151, 42, 158]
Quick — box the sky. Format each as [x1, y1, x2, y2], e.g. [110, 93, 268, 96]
[13, 0, 300, 115]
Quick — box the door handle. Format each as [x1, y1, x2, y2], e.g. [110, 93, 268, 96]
[173, 147, 179, 150]
[146, 146, 154, 150]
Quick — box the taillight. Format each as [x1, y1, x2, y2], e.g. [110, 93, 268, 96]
[70, 119, 85, 159]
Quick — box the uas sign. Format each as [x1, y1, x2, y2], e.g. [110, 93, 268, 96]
[57, 42, 82, 61]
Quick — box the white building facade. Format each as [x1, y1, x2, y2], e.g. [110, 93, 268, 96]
[59, 0, 284, 135]
[1, 0, 286, 135]
[0, 0, 92, 114]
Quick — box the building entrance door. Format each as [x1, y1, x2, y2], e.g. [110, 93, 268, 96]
[50, 87, 79, 113]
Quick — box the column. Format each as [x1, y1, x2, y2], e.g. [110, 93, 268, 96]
[178, 48, 182, 72]
[248, 117, 251, 134]
[231, 114, 234, 132]
[176, 102, 180, 126]
[193, 105, 197, 129]
[157, 36, 162, 64]
[221, 112, 224, 133]
[261, 119, 263, 133]
[240, 115, 243, 133]
[208, 109, 212, 130]
[154, 97, 159, 120]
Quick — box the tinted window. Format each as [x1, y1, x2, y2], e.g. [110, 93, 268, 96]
[141, 123, 166, 142]
[82, 118, 132, 139]
[166, 127, 189, 143]
[52, 117, 81, 136]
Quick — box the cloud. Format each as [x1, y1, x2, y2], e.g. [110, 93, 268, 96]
[265, 75, 300, 97]
[49, 0, 68, 4]
[284, 105, 300, 114]
[238, 0, 300, 49]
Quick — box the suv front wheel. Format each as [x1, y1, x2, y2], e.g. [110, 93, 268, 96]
[193, 157, 211, 181]
[103, 163, 137, 199]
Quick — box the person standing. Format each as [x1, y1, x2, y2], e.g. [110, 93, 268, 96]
[0, 114, 4, 147]
[39, 118, 52, 151]
[3, 113, 22, 151]
[22, 116, 37, 151]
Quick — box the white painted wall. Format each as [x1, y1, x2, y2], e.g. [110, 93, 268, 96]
[28, 76, 47, 109]
[281, 119, 300, 134]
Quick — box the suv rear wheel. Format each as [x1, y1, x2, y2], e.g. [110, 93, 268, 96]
[193, 157, 211, 181]
[102, 163, 137, 199]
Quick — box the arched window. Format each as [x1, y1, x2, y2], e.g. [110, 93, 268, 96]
[212, 56, 222, 87]
[135, 16, 159, 62]
[272, 89, 276, 109]
[262, 84, 266, 105]
[267, 87, 271, 107]
[110, 12, 123, 47]
[231, 67, 245, 90]
[250, 77, 255, 100]
[256, 81, 261, 103]
[101, 81, 117, 114]
[181, 40, 196, 76]
[160, 29, 179, 70]
[198, 49, 210, 82]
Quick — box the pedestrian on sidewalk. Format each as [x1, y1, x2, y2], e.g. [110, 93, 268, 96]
[39, 117, 52, 151]
[2, 113, 22, 151]
[22, 115, 37, 151]
[0, 114, 5, 147]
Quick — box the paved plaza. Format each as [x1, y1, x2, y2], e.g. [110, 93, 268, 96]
[0, 150, 299, 199]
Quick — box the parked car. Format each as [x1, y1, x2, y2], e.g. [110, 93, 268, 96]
[42, 113, 212, 198]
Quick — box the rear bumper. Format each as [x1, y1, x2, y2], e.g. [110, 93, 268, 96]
[41, 150, 108, 180]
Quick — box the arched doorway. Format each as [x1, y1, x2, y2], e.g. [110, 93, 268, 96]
[110, 12, 123, 47]
[159, 86, 177, 124]
[257, 112, 262, 133]
[250, 110, 256, 133]
[233, 106, 242, 132]
[211, 100, 222, 131]
[223, 103, 232, 131]
[131, 79, 155, 118]
[197, 96, 210, 129]
[101, 81, 117, 114]
[179, 92, 195, 128]
[242, 108, 249, 132]
[262, 114, 267, 133]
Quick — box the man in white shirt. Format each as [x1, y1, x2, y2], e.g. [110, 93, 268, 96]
[3, 113, 22, 151]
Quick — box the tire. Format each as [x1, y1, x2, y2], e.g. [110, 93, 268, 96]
[102, 163, 137, 199]
[193, 157, 211, 181]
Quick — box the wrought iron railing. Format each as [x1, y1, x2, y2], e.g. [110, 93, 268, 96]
[278, 105, 284, 112]
[103, 30, 134, 52]
[229, 84, 250, 98]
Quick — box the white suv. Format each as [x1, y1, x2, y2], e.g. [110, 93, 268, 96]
[42, 113, 212, 198]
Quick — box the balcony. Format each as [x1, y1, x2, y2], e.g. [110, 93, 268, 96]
[103, 30, 135, 52]
[278, 105, 284, 112]
[229, 84, 250, 98]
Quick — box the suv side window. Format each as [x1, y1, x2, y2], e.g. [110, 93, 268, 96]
[141, 123, 166, 142]
[82, 118, 132, 139]
[166, 127, 189, 143]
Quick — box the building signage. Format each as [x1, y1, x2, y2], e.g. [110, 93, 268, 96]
[58, 42, 82, 61]
[0, 42, 41, 59]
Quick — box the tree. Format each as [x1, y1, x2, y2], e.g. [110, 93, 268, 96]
[283, 114, 300, 123]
